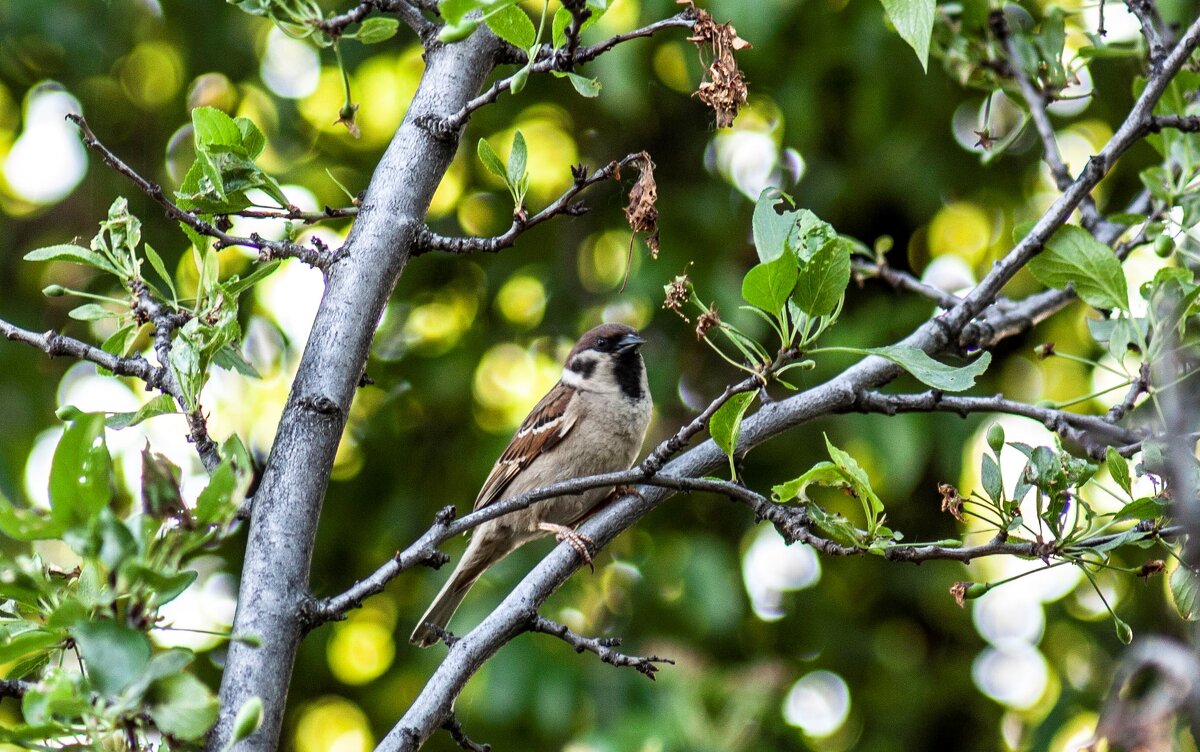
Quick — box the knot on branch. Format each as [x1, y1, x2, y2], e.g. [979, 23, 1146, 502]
[298, 395, 341, 417]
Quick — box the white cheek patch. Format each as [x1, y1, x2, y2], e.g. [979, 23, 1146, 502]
[561, 367, 584, 387]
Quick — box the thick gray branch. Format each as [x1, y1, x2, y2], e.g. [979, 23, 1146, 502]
[209, 26, 503, 752]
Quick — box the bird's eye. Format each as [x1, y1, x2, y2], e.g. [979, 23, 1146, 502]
[594, 336, 609, 349]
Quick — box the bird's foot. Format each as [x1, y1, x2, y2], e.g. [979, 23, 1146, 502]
[610, 485, 643, 502]
[538, 522, 596, 572]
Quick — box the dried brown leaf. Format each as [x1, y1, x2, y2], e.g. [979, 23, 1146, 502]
[624, 151, 660, 257]
[686, 7, 751, 128]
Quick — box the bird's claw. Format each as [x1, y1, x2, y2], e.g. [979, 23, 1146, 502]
[539, 522, 597, 572]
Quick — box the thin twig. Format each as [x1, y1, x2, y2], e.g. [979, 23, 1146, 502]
[419, 156, 640, 255]
[0, 317, 162, 386]
[846, 389, 1144, 458]
[1107, 362, 1152, 422]
[1147, 114, 1200, 132]
[436, 12, 698, 135]
[66, 115, 335, 271]
[439, 714, 491, 752]
[852, 259, 962, 310]
[528, 615, 674, 680]
[312, 0, 434, 40]
[1125, 0, 1170, 67]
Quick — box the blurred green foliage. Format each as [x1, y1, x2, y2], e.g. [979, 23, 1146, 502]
[0, 0, 1196, 750]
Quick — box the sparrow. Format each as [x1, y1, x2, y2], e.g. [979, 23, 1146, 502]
[410, 323, 652, 647]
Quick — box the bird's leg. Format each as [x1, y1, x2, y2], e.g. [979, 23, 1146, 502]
[538, 522, 596, 572]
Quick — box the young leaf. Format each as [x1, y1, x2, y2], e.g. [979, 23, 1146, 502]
[741, 246, 798, 313]
[559, 71, 601, 97]
[752, 188, 797, 262]
[824, 435, 885, 527]
[106, 394, 178, 430]
[439, 0, 484, 25]
[68, 303, 120, 321]
[354, 16, 400, 44]
[981, 454, 1002, 502]
[147, 673, 219, 741]
[866, 345, 992, 392]
[1171, 564, 1199, 621]
[24, 244, 122, 277]
[1029, 224, 1129, 311]
[879, 0, 935, 71]
[508, 130, 528, 190]
[794, 237, 851, 316]
[235, 117, 267, 158]
[1112, 496, 1166, 523]
[509, 64, 530, 94]
[772, 461, 842, 502]
[1105, 446, 1131, 497]
[191, 106, 243, 151]
[477, 138, 508, 181]
[73, 620, 151, 696]
[49, 412, 112, 528]
[228, 697, 265, 748]
[709, 391, 756, 478]
[142, 243, 177, 302]
[552, 6, 572, 47]
[485, 3, 536, 49]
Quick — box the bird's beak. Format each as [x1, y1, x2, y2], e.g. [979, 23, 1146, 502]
[616, 332, 646, 352]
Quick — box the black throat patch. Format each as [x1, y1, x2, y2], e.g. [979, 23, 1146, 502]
[613, 350, 644, 400]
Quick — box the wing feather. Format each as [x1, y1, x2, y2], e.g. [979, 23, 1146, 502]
[473, 382, 578, 511]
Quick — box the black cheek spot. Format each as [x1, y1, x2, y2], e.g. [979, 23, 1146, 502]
[568, 357, 597, 379]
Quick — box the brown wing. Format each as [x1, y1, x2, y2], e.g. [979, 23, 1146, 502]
[473, 382, 579, 511]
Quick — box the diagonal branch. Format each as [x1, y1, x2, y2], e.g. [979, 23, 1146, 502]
[852, 259, 962, 310]
[0, 317, 162, 386]
[418, 155, 642, 255]
[66, 115, 336, 272]
[314, 0, 435, 40]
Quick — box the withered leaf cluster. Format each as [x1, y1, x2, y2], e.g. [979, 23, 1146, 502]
[681, 1, 751, 128]
[623, 151, 660, 258]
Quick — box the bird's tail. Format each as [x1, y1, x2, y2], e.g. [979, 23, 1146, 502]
[409, 538, 502, 648]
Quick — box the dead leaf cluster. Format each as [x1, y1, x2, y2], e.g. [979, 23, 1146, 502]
[681, 1, 751, 128]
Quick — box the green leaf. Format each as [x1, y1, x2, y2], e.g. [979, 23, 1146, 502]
[195, 460, 240, 526]
[794, 237, 851, 316]
[439, 0, 484, 25]
[1112, 496, 1166, 523]
[477, 137, 508, 181]
[142, 243, 177, 302]
[192, 106, 243, 151]
[68, 303, 120, 321]
[354, 16, 400, 44]
[148, 673, 219, 741]
[0, 629, 64, 665]
[824, 435, 885, 527]
[1106, 446, 1131, 497]
[485, 4, 535, 48]
[1171, 564, 1200, 621]
[122, 563, 198, 605]
[559, 71, 601, 97]
[752, 188, 797, 262]
[1029, 224, 1129, 311]
[20, 668, 87, 726]
[229, 697, 265, 747]
[438, 17, 480, 42]
[709, 392, 756, 478]
[50, 412, 112, 528]
[223, 260, 280, 298]
[73, 620, 151, 696]
[24, 244, 122, 277]
[509, 64, 530, 94]
[234, 117, 266, 158]
[742, 246, 798, 313]
[106, 394, 177, 430]
[866, 345, 992, 391]
[981, 454, 1002, 502]
[508, 130, 527, 190]
[879, 0, 934, 71]
[772, 461, 842, 502]
[552, 6, 572, 47]
[213, 345, 261, 377]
